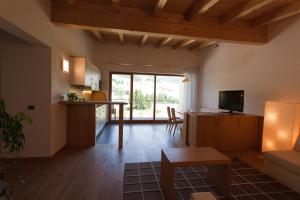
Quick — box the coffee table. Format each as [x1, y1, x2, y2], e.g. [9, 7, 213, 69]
[161, 147, 231, 200]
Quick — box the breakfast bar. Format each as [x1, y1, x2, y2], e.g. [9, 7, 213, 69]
[60, 101, 127, 149]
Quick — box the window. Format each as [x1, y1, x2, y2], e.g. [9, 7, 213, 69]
[109, 72, 183, 121]
[155, 75, 181, 119]
[111, 74, 131, 120]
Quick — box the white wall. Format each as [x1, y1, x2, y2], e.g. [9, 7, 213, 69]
[0, 0, 94, 157]
[0, 0, 200, 157]
[93, 43, 200, 91]
[196, 15, 300, 116]
[0, 35, 52, 157]
[2, 0, 299, 157]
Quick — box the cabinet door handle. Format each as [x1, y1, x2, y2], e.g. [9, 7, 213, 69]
[237, 119, 240, 127]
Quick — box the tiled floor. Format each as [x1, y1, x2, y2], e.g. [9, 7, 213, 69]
[123, 157, 300, 200]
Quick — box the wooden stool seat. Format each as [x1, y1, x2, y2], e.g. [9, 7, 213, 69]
[189, 192, 217, 200]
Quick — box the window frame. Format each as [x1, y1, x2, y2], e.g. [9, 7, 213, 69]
[109, 71, 184, 123]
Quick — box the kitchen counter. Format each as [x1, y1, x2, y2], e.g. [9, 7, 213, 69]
[59, 101, 127, 105]
[60, 101, 127, 148]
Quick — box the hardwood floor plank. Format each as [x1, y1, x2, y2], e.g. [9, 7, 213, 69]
[4, 124, 263, 199]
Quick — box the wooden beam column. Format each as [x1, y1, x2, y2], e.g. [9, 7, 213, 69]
[118, 103, 124, 149]
[188, 41, 217, 51]
[112, 0, 120, 13]
[252, 1, 300, 27]
[185, 0, 221, 21]
[118, 32, 125, 45]
[86, 30, 106, 43]
[140, 35, 149, 47]
[221, 0, 276, 24]
[173, 39, 195, 49]
[157, 37, 172, 48]
[153, 0, 168, 16]
[51, 0, 268, 44]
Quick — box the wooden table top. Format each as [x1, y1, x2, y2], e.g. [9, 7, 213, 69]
[162, 147, 231, 165]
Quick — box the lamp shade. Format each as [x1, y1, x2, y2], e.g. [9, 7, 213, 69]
[182, 76, 191, 83]
[262, 101, 300, 152]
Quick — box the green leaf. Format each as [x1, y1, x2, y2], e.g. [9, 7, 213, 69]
[0, 99, 32, 154]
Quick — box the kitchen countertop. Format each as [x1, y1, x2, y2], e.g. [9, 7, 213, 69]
[59, 101, 127, 105]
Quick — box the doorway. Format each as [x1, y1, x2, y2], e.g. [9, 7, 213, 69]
[109, 72, 183, 122]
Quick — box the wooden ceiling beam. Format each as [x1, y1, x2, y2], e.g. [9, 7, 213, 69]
[188, 41, 217, 51]
[221, 0, 276, 24]
[140, 35, 149, 47]
[173, 39, 195, 49]
[185, 0, 221, 21]
[157, 37, 172, 48]
[153, 0, 168, 16]
[112, 0, 120, 13]
[251, 1, 300, 27]
[86, 30, 105, 43]
[118, 32, 125, 44]
[51, 0, 268, 44]
[67, 0, 76, 5]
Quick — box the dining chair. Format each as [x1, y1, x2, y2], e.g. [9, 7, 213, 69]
[170, 108, 183, 136]
[166, 107, 173, 131]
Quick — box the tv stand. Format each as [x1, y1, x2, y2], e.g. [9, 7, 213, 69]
[221, 111, 234, 114]
[185, 112, 262, 150]
[220, 111, 244, 115]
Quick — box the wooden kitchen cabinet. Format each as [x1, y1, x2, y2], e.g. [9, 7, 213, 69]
[62, 101, 126, 147]
[70, 57, 101, 90]
[187, 113, 261, 150]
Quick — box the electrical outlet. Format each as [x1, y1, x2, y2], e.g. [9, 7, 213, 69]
[27, 105, 35, 110]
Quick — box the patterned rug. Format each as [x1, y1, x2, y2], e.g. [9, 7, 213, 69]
[123, 157, 300, 200]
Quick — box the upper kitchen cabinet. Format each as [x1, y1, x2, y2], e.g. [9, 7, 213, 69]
[70, 57, 101, 90]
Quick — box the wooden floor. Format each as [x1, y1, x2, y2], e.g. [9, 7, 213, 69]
[5, 124, 264, 200]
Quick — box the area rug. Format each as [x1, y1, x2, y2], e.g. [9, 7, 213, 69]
[123, 157, 300, 200]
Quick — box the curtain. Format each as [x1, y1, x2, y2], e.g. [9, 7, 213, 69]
[179, 70, 199, 112]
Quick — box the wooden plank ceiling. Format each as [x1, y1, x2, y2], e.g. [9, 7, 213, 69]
[52, 0, 300, 51]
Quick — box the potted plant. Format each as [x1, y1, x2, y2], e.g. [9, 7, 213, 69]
[67, 93, 79, 101]
[0, 99, 32, 199]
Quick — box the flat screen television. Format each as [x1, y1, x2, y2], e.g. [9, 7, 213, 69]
[218, 90, 244, 113]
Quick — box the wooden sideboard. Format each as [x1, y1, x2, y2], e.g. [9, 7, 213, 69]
[185, 113, 263, 150]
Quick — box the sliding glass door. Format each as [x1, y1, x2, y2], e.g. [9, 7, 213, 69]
[155, 75, 181, 119]
[111, 74, 131, 120]
[132, 74, 155, 120]
[110, 72, 183, 122]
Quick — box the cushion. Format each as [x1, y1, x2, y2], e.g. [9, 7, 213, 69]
[294, 134, 300, 152]
[265, 151, 300, 176]
[189, 192, 216, 200]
